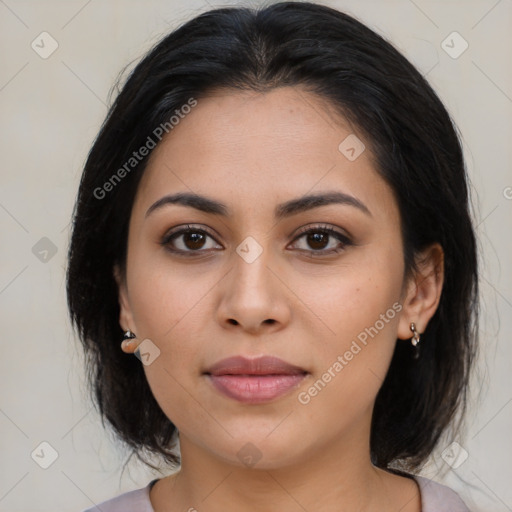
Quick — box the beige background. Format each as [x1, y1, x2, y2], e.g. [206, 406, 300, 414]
[1, 0, 511, 511]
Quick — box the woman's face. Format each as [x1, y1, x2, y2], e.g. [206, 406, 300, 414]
[116, 86, 413, 469]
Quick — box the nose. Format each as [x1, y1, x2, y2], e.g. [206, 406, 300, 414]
[216, 244, 291, 335]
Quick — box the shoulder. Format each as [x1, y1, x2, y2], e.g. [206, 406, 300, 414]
[79, 479, 157, 512]
[415, 475, 471, 512]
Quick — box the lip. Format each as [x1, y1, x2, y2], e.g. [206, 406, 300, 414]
[204, 355, 306, 376]
[204, 355, 308, 404]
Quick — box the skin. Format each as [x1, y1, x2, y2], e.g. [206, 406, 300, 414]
[114, 86, 444, 512]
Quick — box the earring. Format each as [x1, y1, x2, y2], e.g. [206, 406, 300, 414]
[121, 329, 137, 352]
[410, 322, 420, 359]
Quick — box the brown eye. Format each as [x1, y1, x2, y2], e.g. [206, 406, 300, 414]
[182, 232, 207, 250]
[306, 232, 330, 250]
[290, 225, 352, 255]
[161, 225, 222, 255]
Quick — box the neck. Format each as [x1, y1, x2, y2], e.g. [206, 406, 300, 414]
[151, 413, 419, 512]
[180, 443, 381, 512]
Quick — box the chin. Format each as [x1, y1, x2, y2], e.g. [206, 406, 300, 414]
[206, 431, 307, 471]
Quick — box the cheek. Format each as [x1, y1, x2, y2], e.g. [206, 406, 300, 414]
[135, 299, 208, 432]
[300, 252, 403, 347]
[296, 296, 400, 433]
[126, 255, 211, 402]
[131, 275, 208, 373]
[298, 250, 403, 407]
[128, 248, 216, 338]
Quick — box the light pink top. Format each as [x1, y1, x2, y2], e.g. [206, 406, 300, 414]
[80, 475, 471, 511]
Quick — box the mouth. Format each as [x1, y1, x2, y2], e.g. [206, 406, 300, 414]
[203, 355, 308, 404]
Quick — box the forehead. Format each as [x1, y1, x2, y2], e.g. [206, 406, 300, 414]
[133, 86, 397, 223]
[145, 86, 355, 167]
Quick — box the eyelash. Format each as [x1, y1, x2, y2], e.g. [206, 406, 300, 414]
[160, 224, 352, 257]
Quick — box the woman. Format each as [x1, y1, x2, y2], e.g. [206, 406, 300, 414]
[67, 2, 478, 511]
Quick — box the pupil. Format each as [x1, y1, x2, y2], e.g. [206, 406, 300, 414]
[185, 232, 205, 249]
[308, 232, 327, 250]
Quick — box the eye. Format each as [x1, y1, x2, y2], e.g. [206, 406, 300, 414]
[290, 224, 352, 255]
[160, 223, 352, 257]
[160, 224, 222, 255]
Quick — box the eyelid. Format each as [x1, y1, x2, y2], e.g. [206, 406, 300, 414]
[159, 224, 222, 248]
[163, 223, 219, 241]
[291, 223, 352, 241]
[288, 223, 353, 252]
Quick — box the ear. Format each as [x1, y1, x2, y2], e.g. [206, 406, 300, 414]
[113, 263, 136, 335]
[397, 243, 444, 340]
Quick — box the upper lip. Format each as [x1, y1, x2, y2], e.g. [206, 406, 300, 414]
[204, 355, 307, 376]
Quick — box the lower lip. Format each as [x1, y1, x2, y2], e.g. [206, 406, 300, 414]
[206, 374, 307, 404]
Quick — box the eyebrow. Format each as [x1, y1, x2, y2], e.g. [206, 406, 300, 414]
[145, 191, 371, 220]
